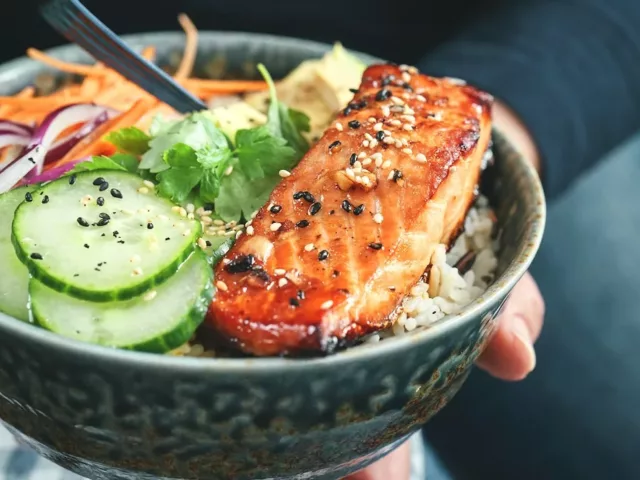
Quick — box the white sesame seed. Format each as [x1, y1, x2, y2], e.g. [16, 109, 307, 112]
[213, 219, 224, 226]
[416, 94, 427, 102]
[197, 238, 207, 249]
[390, 105, 405, 113]
[371, 152, 383, 161]
[402, 71, 412, 83]
[246, 219, 253, 226]
[405, 107, 416, 115]
[195, 207, 205, 216]
[158, 214, 168, 221]
[382, 160, 391, 169]
[358, 151, 367, 159]
[335, 122, 344, 131]
[387, 170, 396, 180]
[179, 207, 187, 217]
[235, 230, 243, 239]
[402, 115, 416, 123]
[321, 300, 334, 310]
[201, 216, 212, 225]
[362, 158, 372, 166]
[381, 105, 391, 117]
[270, 222, 282, 232]
[375, 157, 383, 167]
[391, 96, 404, 105]
[402, 148, 413, 155]
[129, 255, 140, 263]
[368, 117, 377, 123]
[362, 140, 369, 147]
[408, 66, 419, 74]
[354, 176, 363, 184]
[383, 137, 395, 145]
[389, 119, 402, 127]
[363, 177, 372, 187]
[354, 160, 363, 169]
[246, 225, 255, 235]
[225, 230, 236, 237]
[373, 122, 383, 131]
[402, 138, 409, 146]
[416, 153, 427, 163]
[138, 187, 149, 194]
[143, 290, 157, 301]
[345, 168, 355, 179]
[279, 169, 291, 178]
[369, 139, 379, 148]
[222, 259, 231, 265]
[304, 243, 316, 252]
[403, 124, 414, 131]
[400, 64, 409, 71]
[373, 213, 384, 224]
[182, 229, 192, 237]
[143, 180, 155, 189]
[278, 278, 288, 287]
[224, 165, 234, 176]
[171, 206, 180, 213]
[395, 140, 403, 148]
[365, 133, 374, 141]
[187, 213, 195, 220]
[216, 280, 228, 292]
[274, 268, 286, 276]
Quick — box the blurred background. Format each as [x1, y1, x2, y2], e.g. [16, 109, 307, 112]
[2, 2, 640, 480]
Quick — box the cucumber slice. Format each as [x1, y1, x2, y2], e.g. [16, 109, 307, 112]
[12, 171, 201, 302]
[0, 186, 33, 321]
[30, 252, 213, 353]
[202, 235, 235, 266]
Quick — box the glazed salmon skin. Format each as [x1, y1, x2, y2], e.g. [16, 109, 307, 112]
[207, 64, 493, 356]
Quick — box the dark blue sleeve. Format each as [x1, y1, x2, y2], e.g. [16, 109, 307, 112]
[418, 0, 640, 200]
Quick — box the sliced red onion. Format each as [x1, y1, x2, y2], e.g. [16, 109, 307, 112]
[0, 104, 117, 193]
[0, 145, 25, 173]
[44, 110, 116, 165]
[22, 156, 90, 185]
[0, 120, 33, 137]
[0, 132, 30, 151]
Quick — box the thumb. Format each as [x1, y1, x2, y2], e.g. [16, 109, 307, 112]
[344, 441, 412, 480]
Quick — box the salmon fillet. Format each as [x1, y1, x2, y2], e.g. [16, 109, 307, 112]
[207, 64, 493, 356]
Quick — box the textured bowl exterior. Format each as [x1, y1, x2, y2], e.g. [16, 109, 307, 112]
[0, 32, 545, 480]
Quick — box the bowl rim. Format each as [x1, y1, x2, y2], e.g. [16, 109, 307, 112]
[0, 31, 547, 372]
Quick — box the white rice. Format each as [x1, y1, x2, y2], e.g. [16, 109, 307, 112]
[367, 194, 500, 342]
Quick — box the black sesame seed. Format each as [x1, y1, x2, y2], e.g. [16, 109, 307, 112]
[98, 262, 104, 267]
[24, 192, 33, 202]
[73, 274, 79, 277]
[328, 140, 341, 151]
[353, 204, 365, 215]
[99, 213, 110, 220]
[41, 195, 49, 204]
[206, 240, 212, 247]
[225, 254, 255, 274]
[293, 191, 305, 200]
[296, 219, 310, 228]
[147, 223, 154, 230]
[101, 233, 105, 237]
[96, 218, 110, 227]
[348, 120, 361, 129]
[368, 242, 383, 250]
[343, 106, 352, 116]
[333, 270, 340, 277]
[92, 177, 106, 186]
[117, 240, 125, 244]
[165, 237, 170, 241]
[342, 200, 352, 212]
[98, 182, 109, 192]
[376, 89, 392, 101]
[402, 82, 414, 92]
[354, 100, 367, 109]
[113, 231, 119, 237]
[349, 153, 357, 165]
[318, 250, 329, 261]
[110, 189, 122, 199]
[376, 131, 385, 141]
[30, 253, 43, 260]
[270, 204, 282, 214]
[381, 75, 394, 86]
[95, 268, 101, 272]
[68, 174, 77, 185]
[309, 202, 322, 216]
[301, 191, 315, 203]
[330, 210, 335, 215]
[96, 197, 105, 206]
[289, 298, 300, 307]
[84, 244, 90, 249]
[392, 169, 404, 181]
[297, 290, 306, 300]
[77, 217, 89, 227]
[203, 203, 214, 211]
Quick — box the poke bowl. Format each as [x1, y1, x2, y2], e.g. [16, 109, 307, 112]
[0, 26, 545, 480]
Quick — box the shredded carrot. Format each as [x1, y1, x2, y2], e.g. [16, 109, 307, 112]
[182, 78, 267, 93]
[26, 48, 108, 77]
[0, 86, 34, 117]
[141, 46, 156, 62]
[175, 13, 198, 80]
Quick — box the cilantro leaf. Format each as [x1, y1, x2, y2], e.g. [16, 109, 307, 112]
[104, 127, 151, 155]
[234, 127, 295, 180]
[257, 64, 310, 161]
[163, 143, 199, 168]
[200, 170, 221, 203]
[156, 167, 203, 204]
[66, 154, 140, 175]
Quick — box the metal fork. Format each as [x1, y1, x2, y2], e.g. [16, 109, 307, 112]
[38, 0, 207, 113]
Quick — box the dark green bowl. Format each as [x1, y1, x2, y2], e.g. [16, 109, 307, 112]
[0, 32, 545, 480]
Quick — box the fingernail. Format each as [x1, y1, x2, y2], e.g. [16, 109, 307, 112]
[509, 315, 537, 374]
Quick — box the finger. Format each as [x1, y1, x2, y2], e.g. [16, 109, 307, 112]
[344, 441, 412, 480]
[476, 272, 545, 381]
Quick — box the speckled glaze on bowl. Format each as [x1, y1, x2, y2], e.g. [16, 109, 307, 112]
[0, 32, 545, 480]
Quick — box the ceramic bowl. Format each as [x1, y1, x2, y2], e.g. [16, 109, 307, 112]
[0, 32, 545, 480]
